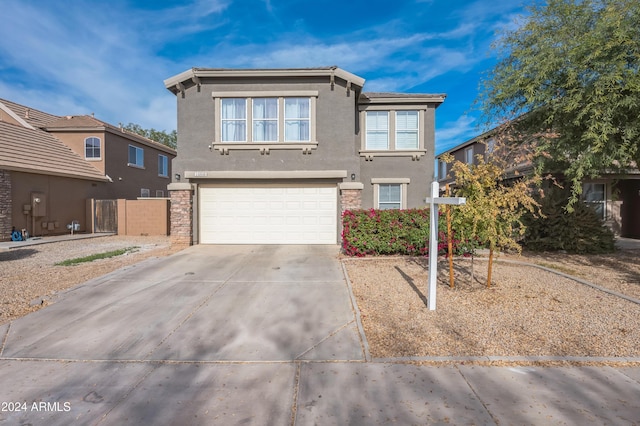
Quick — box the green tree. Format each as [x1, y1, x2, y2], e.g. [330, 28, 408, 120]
[444, 146, 539, 288]
[478, 0, 640, 206]
[123, 123, 177, 149]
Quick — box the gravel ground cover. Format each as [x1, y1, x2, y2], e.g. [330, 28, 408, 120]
[343, 249, 640, 360]
[0, 235, 180, 325]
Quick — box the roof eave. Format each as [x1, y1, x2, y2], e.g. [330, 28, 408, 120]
[164, 67, 366, 94]
[0, 164, 109, 182]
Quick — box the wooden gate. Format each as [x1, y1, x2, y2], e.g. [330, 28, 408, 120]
[94, 200, 117, 233]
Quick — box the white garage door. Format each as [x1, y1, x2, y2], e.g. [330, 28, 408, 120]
[199, 185, 337, 244]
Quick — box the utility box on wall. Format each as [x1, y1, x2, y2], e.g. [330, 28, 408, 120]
[31, 192, 46, 217]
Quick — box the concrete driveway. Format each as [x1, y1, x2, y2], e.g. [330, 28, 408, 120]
[1, 244, 639, 425]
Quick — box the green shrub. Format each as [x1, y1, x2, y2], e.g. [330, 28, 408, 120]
[341, 208, 479, 257]
[522, 188, 615, 253]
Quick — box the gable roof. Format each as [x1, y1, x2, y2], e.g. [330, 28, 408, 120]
[0, 119, 108, 181]
[0, 98, 61, 128]
[45, 115, 177, 155]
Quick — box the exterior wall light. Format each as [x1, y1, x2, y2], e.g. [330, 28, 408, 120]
[351, 173, 356, 181]
[175, 173, 181, 181]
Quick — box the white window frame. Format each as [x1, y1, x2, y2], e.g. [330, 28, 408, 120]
[371, 178, 410, 210]
[221, 98, 247, 142]
[128, 145, 144, 168]
[582, 182, 606, 219]
[359, 107, 427, 160]
[395, 110, 419, 150]
[140, 188, 150, 197]
[212, 91, 318, 153]
[156, 190, 165, 197]
[365, 111, 389, 150]
[158, 154, 168, 177]
[284, 97, 311, 142]
[84, 136, 101, 160]
[252, 97, 279, 142]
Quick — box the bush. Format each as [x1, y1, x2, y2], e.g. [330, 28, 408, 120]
[341, 208, 479, 257]
[522, 188, 615, 254]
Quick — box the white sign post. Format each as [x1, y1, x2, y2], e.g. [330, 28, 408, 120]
[424, 181, 466, 310]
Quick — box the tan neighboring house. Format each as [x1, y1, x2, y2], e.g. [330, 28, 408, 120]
[0, 98, 176, 241]
[436, 132, 640, 239]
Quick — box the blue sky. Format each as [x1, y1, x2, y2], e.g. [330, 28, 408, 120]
[0, 0, 526, 154]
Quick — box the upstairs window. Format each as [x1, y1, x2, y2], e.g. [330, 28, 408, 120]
[84, 137, 101, 159]
[365, 111, 389, 150]
[253, 98, 278, 142]
[465, 146, 474, 164]
[284, 98, 310, 141]
[395, 111, 419, 150]
[213, 93, 317, 148]
[439, 160, 447, 180]
[158, 154, 168, 177]
[221, 98, 247, 142]
[128, 145, 144, 168]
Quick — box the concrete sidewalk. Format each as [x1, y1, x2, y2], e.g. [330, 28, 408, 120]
[1, 245, 639, 425]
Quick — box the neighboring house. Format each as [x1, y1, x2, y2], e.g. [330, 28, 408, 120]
[436, 132, 640, 239]
[164, 66, 445, 245]
[0, 98, 176, 240]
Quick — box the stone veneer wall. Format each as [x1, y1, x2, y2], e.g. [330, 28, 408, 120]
[0, 170, 12, 241]
[339, 184, 363, 212]
[168, 184, 193, 246]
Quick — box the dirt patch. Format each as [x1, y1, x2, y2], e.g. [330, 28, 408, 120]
[0, 236, 183, 325]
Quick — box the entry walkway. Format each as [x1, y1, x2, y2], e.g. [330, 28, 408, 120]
[0, 245, 638, 425]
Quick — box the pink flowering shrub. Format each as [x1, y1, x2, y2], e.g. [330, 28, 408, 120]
[341, 208, 478, 257]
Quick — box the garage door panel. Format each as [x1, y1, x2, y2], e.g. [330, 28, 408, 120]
[200, 186, 337, 244]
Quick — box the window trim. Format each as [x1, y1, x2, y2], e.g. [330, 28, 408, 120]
[84, 136, 101, 160]
[128, 145, 144, 168]
[360, 106, 427, 160]
[158, 154, 168, 177]
[365, 111, 389, 150]
[395, 110, 419, 150]
[212, 91, 318, 154]
[371, 178, 410, 210]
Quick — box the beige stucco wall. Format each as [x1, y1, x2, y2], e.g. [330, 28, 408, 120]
[9, 171, 110, 236]
[50, 130, 173, 200]
[116, 198, 170, 236]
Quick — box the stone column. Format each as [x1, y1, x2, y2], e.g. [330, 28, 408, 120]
[168, 183, 193, 247]
[0, 170, 12, 241]
[339, 182, 363, 212]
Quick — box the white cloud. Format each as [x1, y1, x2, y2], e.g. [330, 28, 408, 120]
[0, 0, 232, 130]
[436, 115, 479, 154]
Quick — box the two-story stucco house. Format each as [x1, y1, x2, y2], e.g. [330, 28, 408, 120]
[164, 66, 445, 245]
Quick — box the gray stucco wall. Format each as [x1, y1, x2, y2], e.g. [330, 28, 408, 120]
[173, 77, 361, 180]
[170, 74, 438, 211]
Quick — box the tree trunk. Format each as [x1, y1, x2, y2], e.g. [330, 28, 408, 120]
[487, 247, 494, 288]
